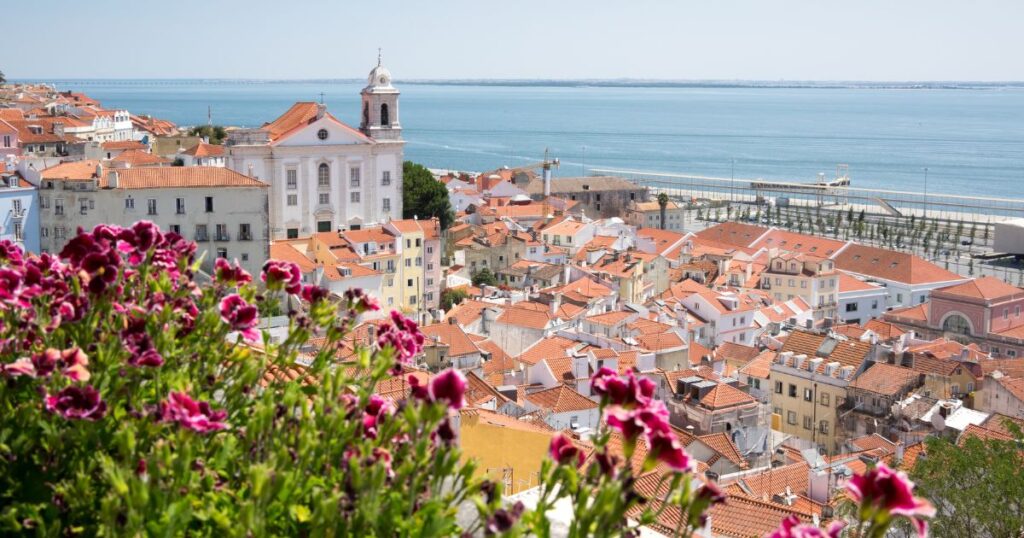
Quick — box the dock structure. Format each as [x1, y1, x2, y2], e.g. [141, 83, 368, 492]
[591, 168, 1024, 224]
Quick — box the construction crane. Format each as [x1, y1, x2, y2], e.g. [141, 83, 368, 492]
[501, 149, 560, 196]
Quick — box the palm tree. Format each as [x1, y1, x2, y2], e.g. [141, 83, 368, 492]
[657, 192, 669, 230]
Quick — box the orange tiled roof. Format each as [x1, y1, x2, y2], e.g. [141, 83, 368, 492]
[694, 222, 768, 248]
[110, 167, 266, 189]
[41, 160, 101, 181]
[849, 363, 920, 395]
[182, 141, 225, 157]
[421, 322, 480, 357]
[585, 310, 633, 326]
[838, 271, 883, 292]
[834, 244, 964, 285]
[496, 305, 555, 330]
[524, 385, 597, 413]
[269, 242, 317, 272]
[445, 299, 499, 327]
[109, 149, 170, 166]
[935, 276, 1022, 302]
[716, 342, 761, 364]
[262, 102, 371, 144]
[739, 350, 776, 379]
[101, 140, 146, 151]
[517, 336, 579, 366]
[636, 332, 686, 352]
[752, 229, 846, 257]
[700, 383, 757, 409]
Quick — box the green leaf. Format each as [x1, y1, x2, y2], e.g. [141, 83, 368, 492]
[289, 504, 311, 523]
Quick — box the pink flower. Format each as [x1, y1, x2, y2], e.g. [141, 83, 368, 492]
[376, 310, 425, 365]
[300, 284, 329, 304]
[60, 347, 90, 381]
[261, 260, 301, 294]
[549, 433, 584, 467]
[647, 429, 694, 472]
[847, 463, 934, 537]
[80, 249, 121, 294]
[219, 294, 259, 341]
[766, 516, 846, 538]
[30, 348, 60, 377]
[344, 288, 379, 312]
[215, 258, 252, 286]
[486, 501, 525, 535]
[2, 357, 36, 377]
[429, 369, 467, 410]
[45, 385, 107, 421]
[591, 368, 655, 408]
[160, 391, 228, 433]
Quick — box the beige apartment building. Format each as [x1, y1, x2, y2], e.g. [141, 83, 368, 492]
[762, 252, 838, 327]
[768, 331, 873, 454]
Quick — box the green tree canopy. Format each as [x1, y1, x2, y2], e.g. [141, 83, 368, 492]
[471, 267, 498, 287]
[440, 287, 468, 311]
[187, 125, 227, 144]
[0, 70, 6, 84]
[403, 161, 455, 230]
[910, 423, 1024, 538]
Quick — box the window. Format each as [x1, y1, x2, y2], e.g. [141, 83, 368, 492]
[896, 293, 903, 303]
[819, 421, 830, 434]
[205, 197, 214, 212]
[774, 381, 783, 394]
[41, 227, 49, 238]
[407, 279, 413, 287]
[215, 224, 229, 241]
[820, 392, 830, 406]
[319, 193, 330, 205]
[380, 103, 389, 126]
[386, 260, 395, 272]
[803, 416, 812, 430]
[383, 198, 391, 212]
[416, 257, 422, 267]
[13, 223, 22, 240]
[871, 300, 878, 310]
[217, 248, 228, 259]
[318, 163, 330, 186]
[409, 295, 417, 305]
[80, 200, 88, 215]
[405, 258, 411, 268]
[2, 135, 9, 148]
[286, 169, 298, 189]
[287, 228, 299, 239]
[382, 171, 391, 186]
[1010, 350, 1018, 358]
[427, 263, 433, 271]
[787, 411, 797, 425]
[147, 198, 157, 215]
[195, 224, 208, 241]
[775, 277, 782, 286]
[1004, 308, 1009, 320]
[351, 192, 360, 203]
[846, 303, 858, 312]
[169, 224, 181, 235]
[426, 246, 433, 254]
[426, 278, 434, 286]
[788, 384, 797, 398]
[942, 314, 972, 336]
[350, 167, 361, 187]
[241, 253, 249, 262]
[239, 223, 252, 240]
[124, 197, 134, 210]
[176, 198, 185, 214]
[800, 281, 807, 289]
[803, 388, 813, 402]
[415, 238, 421, 247]
[317, 129, 329, 140]
[287, 194, 298, 206]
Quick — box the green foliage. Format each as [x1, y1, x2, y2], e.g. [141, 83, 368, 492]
[440, 288, 468, 311]
[187, 125, 227, 144]
[172, 157, 185, 167]
[403, 161, 455, 230]
[0, 71, 6, 84]
[471, 267, 498, 287]
[910, 425, 1024, 538]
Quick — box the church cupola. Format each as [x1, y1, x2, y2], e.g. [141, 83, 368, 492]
[360, 50, 401, 141]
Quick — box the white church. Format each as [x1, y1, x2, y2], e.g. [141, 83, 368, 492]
[225, 57, 403, 239]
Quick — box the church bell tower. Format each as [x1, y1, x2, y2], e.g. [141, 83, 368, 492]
[360, 50, 401, 141]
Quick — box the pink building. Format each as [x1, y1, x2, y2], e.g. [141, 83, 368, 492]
[0, 119, 19, 158]
[885, 276, 1024, 358]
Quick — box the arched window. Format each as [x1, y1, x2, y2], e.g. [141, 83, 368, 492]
[318, 163, 330, 187]
[942, 313, 972, 336]
[380, 103, 389, 126]
[362, 103, 369, 127]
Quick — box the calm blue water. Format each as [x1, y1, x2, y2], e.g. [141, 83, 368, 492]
[31, 79, 1024, 198]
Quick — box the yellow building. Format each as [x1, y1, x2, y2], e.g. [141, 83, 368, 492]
[768, 331, 873, 454]
[589, 252, 646, 304]
[457, 408, 558, 494]
[385, 220, 427, 320]
[762, 252, 838, 326]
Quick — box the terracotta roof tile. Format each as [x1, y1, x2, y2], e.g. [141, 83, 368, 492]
[109, 149, 170, 166]
[110, 167, 265, 189]
[694, 222, 768, 248]
[421, 323, 480, 357]
[524, 385, 597, 413]
[517, 336, 579, 366]
[935, 276, 1023, 302]
[834, 244, 964, 285]
[182, 141, 225, 157]
[849, 363, 920, 395]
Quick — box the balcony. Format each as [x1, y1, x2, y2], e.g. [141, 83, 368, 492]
[195, 232, 209, 242]
[238, 231, 253, 241]
[215, 232, 231, 242]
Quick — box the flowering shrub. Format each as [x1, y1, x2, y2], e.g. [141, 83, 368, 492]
[0, 222, 935, 536]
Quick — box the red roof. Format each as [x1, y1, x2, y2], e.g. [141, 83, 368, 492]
[182, 141, 225, 157]
[834, 244, 964, 285]
[262, 102, 371, 144]
[935, 276, 1022, 302]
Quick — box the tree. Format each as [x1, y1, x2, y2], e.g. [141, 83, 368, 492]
[187, 125, 227, 144]
[403, 161, 455, 230]
[171, 157, 185, 167]
[440, 287, 468, 311]
[471, 267, 498, 287]
[657, 192, 669, 230]
[0, 70, 6, 84]
[847, 206, 854, 223]
[910, 426, 1024, 538]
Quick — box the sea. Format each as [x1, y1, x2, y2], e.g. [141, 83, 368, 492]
[22, 79, 1024, 199]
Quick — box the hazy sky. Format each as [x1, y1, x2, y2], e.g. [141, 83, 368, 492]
[6, 0, 1023, 80]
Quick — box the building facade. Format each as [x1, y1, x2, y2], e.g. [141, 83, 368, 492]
[226, 58, 403, 240]
[0, 171, 39, 253]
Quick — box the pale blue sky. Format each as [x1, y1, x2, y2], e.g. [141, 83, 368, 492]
[6, 0, 1023, 80]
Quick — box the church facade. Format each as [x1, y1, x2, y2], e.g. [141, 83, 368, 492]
[225, 58, 403, 240]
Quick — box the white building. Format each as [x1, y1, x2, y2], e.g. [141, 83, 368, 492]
[0, 169, 39, 253]
[837, 271, 889, 325]
[35, 161, 269, 276]
[180, 141, 225, 167]
[225, 57, 403, 240]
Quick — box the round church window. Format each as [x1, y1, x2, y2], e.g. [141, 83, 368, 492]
[317, 129, 329, 140]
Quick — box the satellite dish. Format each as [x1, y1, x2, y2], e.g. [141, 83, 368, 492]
[931, 413, 945, 431]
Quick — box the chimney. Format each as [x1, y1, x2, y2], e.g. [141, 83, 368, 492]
[550, 292, 562, 315]
[107, 170, 119, 189]
[448, 316, 457, 325]
[52, 121, 64, 137]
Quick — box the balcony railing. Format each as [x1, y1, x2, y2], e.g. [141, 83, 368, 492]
[215, 232, 231, 242]
[238, 231, 252, 241]
[195, 232, 209, 242]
